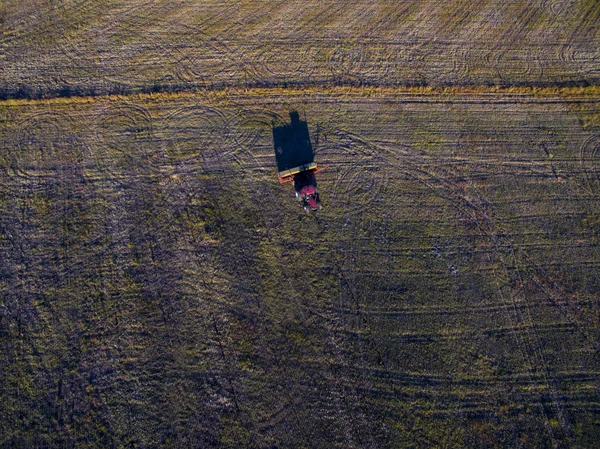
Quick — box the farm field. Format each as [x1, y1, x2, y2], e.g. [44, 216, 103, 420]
[1, 1, 600, 449]
[2, 0, 600, 97]
[2, 86, 600, 448]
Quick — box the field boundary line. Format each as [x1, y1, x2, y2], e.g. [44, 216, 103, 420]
[2, 85, 600, 107]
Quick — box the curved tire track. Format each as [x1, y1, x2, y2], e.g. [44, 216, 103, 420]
[579, 135, 600, 200]
[94, 103, 157, 182]
[161, 105, 233, 168]
[12, 111, 86, 180]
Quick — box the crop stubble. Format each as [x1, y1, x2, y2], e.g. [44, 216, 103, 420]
[2, 0, 600, 98]
[2, 0, 600, 446]
[2, 87, 599, 447]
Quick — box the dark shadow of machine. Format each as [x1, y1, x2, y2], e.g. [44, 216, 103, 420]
[273, 111, 322, 212]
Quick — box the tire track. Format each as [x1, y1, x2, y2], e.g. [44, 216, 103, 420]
[347, 295, 597, 318]
[410, 163, 579, 445]
[421, 0, 477, 85]
[495, 49, 544, 83]
[572, 45, 600, 81]
[56, 1, 241, 90]
[578, 135, 600, 203]
[450, 46, 471, 84]
[56, 0, 163, 86]
[12, 111, 86, 180]
[316, 126, 581, 444]
[100, 1, 194, 88]
[232, 109, 285, 151]
[165, 3, 271, 88]
[161, 105, 233, 169]
[558, 43, 600, 82]
[556, 0, 600, 82]
[480, 2, 543, 84]
[94, 103, 157, 182]
[326, 41, 377, 84]
[540, 0, 571, 16]
[317, 127, 395, 220]
[166, 29, 241, 87]
[492, 254, 570, 445]
[227, 108, 285, 177]
[315, 40, 397, 86]
[171, 38, 236, 87]
[360, 43, 398, 85]
[248, 43, 320, 83]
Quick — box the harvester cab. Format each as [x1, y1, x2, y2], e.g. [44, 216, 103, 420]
[273, 111, 323, 212]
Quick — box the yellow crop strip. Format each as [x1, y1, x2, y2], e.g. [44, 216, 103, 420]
[2, 84, 599, 108]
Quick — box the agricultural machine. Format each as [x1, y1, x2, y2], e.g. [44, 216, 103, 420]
[273, 111, 323, 212]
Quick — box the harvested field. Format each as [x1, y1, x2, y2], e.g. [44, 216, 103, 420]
[1, 1, 600, 448]
[2, 0, 600, 98]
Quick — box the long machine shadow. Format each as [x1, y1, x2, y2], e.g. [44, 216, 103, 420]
[273, 111, 322, 212]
